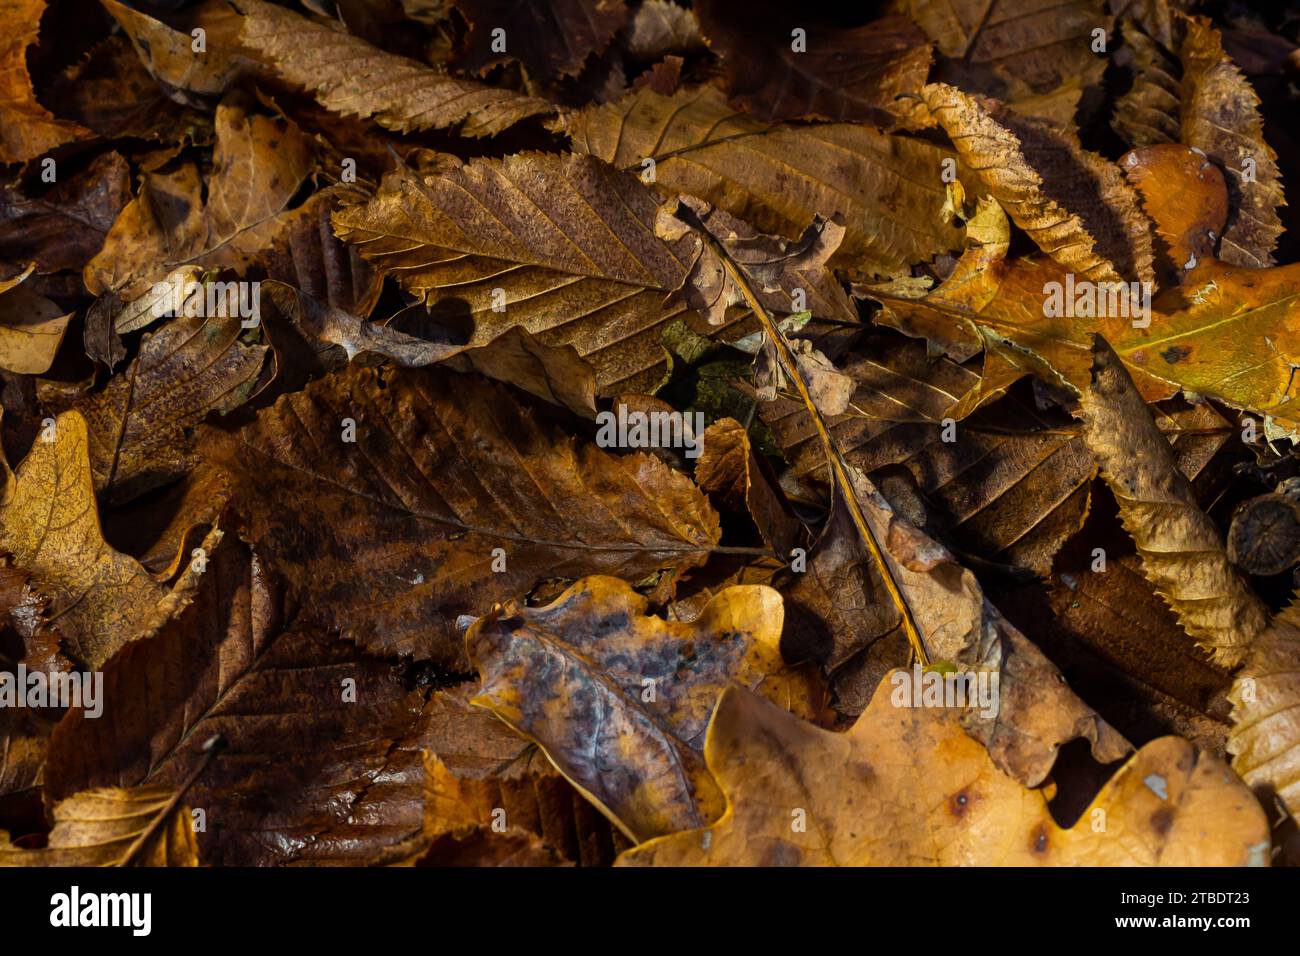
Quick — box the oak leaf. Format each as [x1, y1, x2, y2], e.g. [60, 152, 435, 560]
[619, 675, 1269, 866]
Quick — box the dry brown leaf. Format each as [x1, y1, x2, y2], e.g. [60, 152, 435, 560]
[0, 0, 90, 163]
[1228, 603, 1300, 822]
[921, 82, 1155, 285]
[655, 196, 856, 328]
[199, 366, 720, 667]
[1178, 16, 1285, 268]
[332, 152, 746, 395]
[623, 0, 702, 59]
[415, 687, 623, 866]
[1079, 336, 1267, 668]
[466, 574, 820, 841]
[783, 462, 1129, 783]
[74, 312, 268, 504]
[85, 97, 316, 299]
[619, 675, 1268, 866]
[0, 152, 131, 274]
[893, 0, 1110, 95]
[453, 0, 628, 81]
[1112, 15, 1284, 268]
[45, 539, 438, 866]
[0, 411, 219, 669]
[561, 83, 966, 278]
[237, 0, 551, 137]
[101, 0, 252, 102]
[0, 785, 200, 867]
[696, 4, 932, 126]
[696, 417, 799, 558]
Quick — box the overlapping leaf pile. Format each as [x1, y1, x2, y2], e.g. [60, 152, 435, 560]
[2, 0, 1298, 867]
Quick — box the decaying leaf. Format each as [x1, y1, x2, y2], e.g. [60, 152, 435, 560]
[0, 0, 90, 163]
[562, 83, 967, 278]
[466, 574, 819, 841]
[1080, 336, 1267, 667]
[86, 96, 316, 299]
[0, 411, 219, 669]
[893, 0, 1111, 96]
[200, 366, 720, 666]
[237, 0, 551, 137]
[46, 539, 433, 866]
[869, 144, 1300, 436]
[0, 784, 200, 866]
[620, 675, 1268, 866]
[74, 312, 268, 503]
[332, 152, 748, 394]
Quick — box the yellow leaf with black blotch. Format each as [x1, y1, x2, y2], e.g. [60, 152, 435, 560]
[465, 575, 822, 842]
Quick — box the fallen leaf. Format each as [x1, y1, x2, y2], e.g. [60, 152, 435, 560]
[0, 0, 90, 163]
[920, 82, 1155, 285]
[199, 366, 721, 666]
[237, 0, 552, 137]
[0, 784, 201, 866]
[696, 4, 932, 125]
[562, 83, 967, 277]
[453, 0, 628, 82]
[868, 144, 1300, 436]
[86, 96, 316, 299]
[0, 411, 218, 669]
[74, 312, 268, 504]
[619, 675, 1268, 866]
[1079, 336, 1267, 667]
[332, 152, 746, 394]
[466, 574, 818, 841]
[696, 417, 800, 557]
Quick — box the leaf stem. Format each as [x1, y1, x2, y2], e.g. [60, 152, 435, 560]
[682, 205, 929, 665]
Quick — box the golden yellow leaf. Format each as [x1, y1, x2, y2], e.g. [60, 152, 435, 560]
[620, 675, 1269, 866]
[869, 144, 1300, 435]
